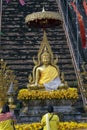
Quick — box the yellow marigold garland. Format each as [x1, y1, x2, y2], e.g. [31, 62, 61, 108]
[17, 88, 78, 100]
[15, 122, 87, 130]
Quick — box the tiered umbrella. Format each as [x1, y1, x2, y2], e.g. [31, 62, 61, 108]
[25, 8, 62, 28]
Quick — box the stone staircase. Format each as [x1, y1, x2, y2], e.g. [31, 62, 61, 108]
[1, 0, 77, 88]
[59, 0, 87, 122]
[15, 98, 87, 123]
[1, 0, 86, 123]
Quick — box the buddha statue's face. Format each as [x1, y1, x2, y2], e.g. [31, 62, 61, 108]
[41, 52, 50, 65]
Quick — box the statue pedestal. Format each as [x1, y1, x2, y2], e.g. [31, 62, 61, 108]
[17, 99, 79, 123]
[26, 99, 75, 106]
[17, 88, 79, 123]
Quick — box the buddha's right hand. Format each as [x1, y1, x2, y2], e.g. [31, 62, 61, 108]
[28, 83, 38, 87]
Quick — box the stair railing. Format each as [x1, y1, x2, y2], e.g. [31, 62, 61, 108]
[57, 0, 87, 112]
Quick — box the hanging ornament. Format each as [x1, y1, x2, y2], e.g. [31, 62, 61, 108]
[83, 0, 87, 16]
[6, 0, 25, 6]
[71, 2, 86, 48]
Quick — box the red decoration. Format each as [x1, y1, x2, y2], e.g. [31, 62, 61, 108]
[71, 2, 86, 48]
[83, 0, 87, 16]
[19, 0, 25, 6]
[6, 0, 25, 6]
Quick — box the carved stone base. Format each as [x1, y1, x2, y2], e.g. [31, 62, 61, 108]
[17, 99, 80, 123]
[26, 99, 76, 106]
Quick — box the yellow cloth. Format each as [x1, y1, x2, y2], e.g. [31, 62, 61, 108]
[0, 119, 14, 130]
[39, 65, 58, 85]
[46, 113, 51, 130]
[41, 113, 59, 130]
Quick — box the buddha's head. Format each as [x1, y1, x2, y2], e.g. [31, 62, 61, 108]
[41, 51, 51, 65]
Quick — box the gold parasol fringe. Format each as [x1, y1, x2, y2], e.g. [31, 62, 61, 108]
[25, 11, 62, 23]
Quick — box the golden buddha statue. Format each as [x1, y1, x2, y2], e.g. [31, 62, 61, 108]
[27, 31, 62, 90]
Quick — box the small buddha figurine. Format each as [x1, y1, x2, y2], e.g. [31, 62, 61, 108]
[28, 50, 61, 90]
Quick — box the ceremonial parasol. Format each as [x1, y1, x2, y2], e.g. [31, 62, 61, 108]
[25, 8, 62, 28]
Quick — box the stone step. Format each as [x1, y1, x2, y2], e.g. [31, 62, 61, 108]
[15, 99, 83, 123]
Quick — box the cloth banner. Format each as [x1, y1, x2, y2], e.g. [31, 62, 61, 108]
[83, 0, 87, 16]
[71, 2, 86, 48]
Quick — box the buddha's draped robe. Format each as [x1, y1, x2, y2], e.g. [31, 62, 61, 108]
[39, 65, 61, 90]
